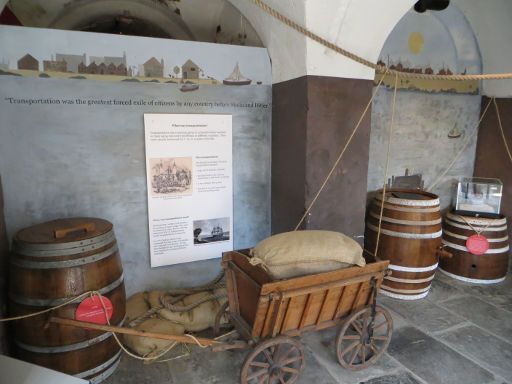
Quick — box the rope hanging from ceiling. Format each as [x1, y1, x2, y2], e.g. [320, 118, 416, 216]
[250, 0, 512, 81]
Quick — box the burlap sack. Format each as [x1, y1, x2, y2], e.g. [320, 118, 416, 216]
[147, 290, 165, 309]
[123, 318, 185, 357]
[159, 292, 218, 332]
[250, 230, 365, 280]
[126, 292, 149, 323]
[158, 291, 223, 332]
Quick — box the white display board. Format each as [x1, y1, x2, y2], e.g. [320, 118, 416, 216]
[144, 113, 233, 267]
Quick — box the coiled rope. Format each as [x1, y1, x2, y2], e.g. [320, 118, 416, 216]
[250, 0, 512, 81]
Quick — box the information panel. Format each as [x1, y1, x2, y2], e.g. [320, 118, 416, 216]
[144, 113, 233, 267]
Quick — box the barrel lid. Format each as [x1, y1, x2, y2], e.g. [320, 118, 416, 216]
[14, 218, 113, 245]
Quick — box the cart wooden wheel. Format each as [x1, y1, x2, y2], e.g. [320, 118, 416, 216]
[213, 301, 230, 337]
[336, 305, 392, 370]
[240, 336, 305, 384]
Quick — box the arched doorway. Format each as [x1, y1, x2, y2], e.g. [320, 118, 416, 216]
[367, 3, 482, 209]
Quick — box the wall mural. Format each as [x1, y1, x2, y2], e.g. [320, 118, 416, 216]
[367, 3, 483, 208]
[375, 5, 481, 94]
[0, 26, 270, 87]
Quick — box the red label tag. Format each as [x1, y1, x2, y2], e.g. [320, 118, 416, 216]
[466, 234, 489, 255]
[76, 296, 113, 325]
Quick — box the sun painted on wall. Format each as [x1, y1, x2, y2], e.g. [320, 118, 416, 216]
[376, 4, 481, 94]
[408, 32, 424, 54]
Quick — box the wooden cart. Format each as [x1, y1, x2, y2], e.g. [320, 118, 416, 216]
[221, 250, 393, 383]
[50, 250, 392, 384]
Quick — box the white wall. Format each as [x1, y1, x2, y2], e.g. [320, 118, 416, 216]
[228, 0, 512, 97]
[304, 0, 413, 80]
[228, 0, 307, 83]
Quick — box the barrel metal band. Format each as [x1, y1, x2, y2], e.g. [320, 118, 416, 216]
[387, 262, 438, 273]
[14, 230, 116, 256]
[14, 317, 126, 353]
[9, 273, 124, 307]
[10, 244, 118, 270]
[444, 219, 507, 232]
[442, 239, 510, 254]
[381, 284, 431, 294]
[75, 350, 122, 380]
[367, 223, 442, 239]
[379, 289, 430, 300]
[438, 268, 506, 285]
[376, 203, 440, 213]
[377, 195, 440, 207]
[370, 212, 441, 226]
[446, 212, 507, 226]
[384, 274, 435, 284]
[88, 356, 121, 384]
[443, 230, 509, 242]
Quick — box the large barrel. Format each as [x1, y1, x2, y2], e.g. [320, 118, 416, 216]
[8, 218, 126, 383]
[439, 212, 509, 284]
[365, 189, 442, 300]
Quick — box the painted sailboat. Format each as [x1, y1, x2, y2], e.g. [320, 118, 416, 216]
[223, 63, 251, 85]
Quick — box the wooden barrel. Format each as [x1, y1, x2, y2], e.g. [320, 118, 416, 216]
[365, 189, 442, 300]
[439, 212, 509, 284]
[8, 218, 126, 383]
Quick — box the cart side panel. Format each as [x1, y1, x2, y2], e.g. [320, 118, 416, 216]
[222, 251, 272, 336]
[257, 262, 389, 338]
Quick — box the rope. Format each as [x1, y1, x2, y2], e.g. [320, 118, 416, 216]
[160, 292, 227, 313]
[0, 291, 94, 322]
[457, 215, 492, 236]
[427, 98, 493, 191]
[293, 68, 389, 230]
[494, 99, 512, 165]
[250, 0, 512, 81]
[374, 74, 399, 258]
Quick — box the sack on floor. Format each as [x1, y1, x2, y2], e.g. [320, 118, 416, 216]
[123, 318, 185, 357]
[126, 292, 149, 323]
[158, 291, 225, 332]
[250, 230, 365, 280]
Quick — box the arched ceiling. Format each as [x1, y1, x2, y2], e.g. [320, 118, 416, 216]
[3, 0, 263, 46]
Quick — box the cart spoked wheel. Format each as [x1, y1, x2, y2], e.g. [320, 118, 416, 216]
[336, 305, 392, 370]
[241, 336, 305, 384]
[213, 301, 230, 337]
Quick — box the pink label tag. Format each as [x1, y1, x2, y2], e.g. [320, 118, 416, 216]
[466, 234, 489, 255]
[75, 296, 113, 324]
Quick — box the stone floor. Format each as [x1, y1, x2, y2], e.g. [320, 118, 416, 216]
[105, 271, 512, 384]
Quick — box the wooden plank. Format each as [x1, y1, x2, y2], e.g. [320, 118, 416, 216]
[298, 293, 313, 329]
[334, 286, 346, 318]
[279, 297, 293, 334]
[260, 272, 383, 302]
[283, 317, 344, 337]
[280, 294, 307, 333]
[251, 299, 270, 337]
[260, 260, 389, 296]
[350, 282, 365, 313]
[260, 298, 277, 338]
[271, 295, 286, 337]
[225, 268, 240, 316]
[315, 290, 329, 326]
[317, 286, 342, 323]
[50, 317, 219, 346]
[223, 251, 272, 285]
[230, 313, 253, 341]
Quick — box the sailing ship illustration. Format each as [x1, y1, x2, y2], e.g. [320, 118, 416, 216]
[211, 225, 224, 239]
[223, 63, 251, 85]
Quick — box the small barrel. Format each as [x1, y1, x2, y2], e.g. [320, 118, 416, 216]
[439, 212, 509, 284]
[8, 218, 126, 383]
[365, 189, 442, 300]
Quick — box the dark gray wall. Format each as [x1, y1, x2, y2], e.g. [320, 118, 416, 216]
[271, 75, 373, 243]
